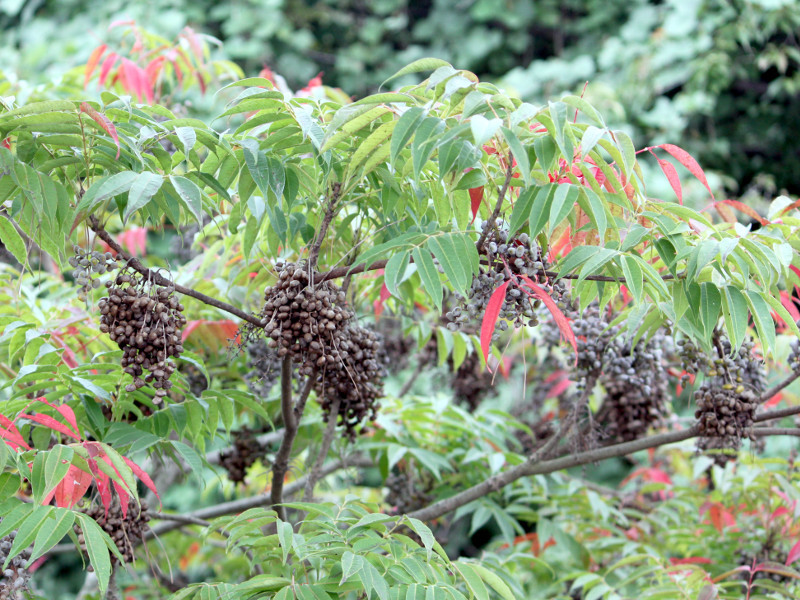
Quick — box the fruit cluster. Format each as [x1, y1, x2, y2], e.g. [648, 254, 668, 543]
[259, 262, 384, 439]
[244, 339, 280, 398]
[450, 351, 497, 411]
[0, 526, 31, 600]
[693, 337, 763, 461]
[599, 330, 669, 442]
[384, 468, 434, 516]
[219, 427, 267, 483]
[76, 497, 150, 564]
[98, 270, 186, 403]
[69, 244, 120, 301]
[448, 224, 566, 338]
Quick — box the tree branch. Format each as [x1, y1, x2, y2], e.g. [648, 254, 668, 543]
[755, 404, 800, 423]
[88, 216, 264, 328]
[270, 361, 315, 521]
[406, 426, 699, 522]
[753, 427, 800, 437]
[759, 370, 800, 404]
[308, 182, 341, 269]
[476, 153, 515, 250]
[303, 399, 340, 501]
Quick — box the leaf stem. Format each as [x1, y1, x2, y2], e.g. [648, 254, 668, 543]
[476, 152, 515, 251]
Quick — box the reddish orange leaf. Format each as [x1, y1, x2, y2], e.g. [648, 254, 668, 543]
[657, 143, 714, 200]
[373, 283, 391, 319]
[786, 539, 800, 566]
[53, 465, 93, 509]
[19, 413, 80, 440]
[182, 319, 240, 347]
[35, 397, 81, 439]
[80, 102, 120, 159]
[84, 44, 108, 88]
[669, 557, 712, 566]
[469, 186, 484, 224]
[651, 151, 682, 204]
[715, 199, 767, 226]
[518, 275, 578, 362]
[123, 455, 161, 506]
[98, 52, 119, 86]
[480, 280, 510, 363]
[0, 414, 31, 451]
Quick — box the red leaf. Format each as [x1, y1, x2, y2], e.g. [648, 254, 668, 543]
[657, 143, 714, 200]
[545, 376, 572, 399]
[469, 187, 484, 224]
[54, 465, 92, 509]
[652, 152, 682, 204]
[123, 456, 161, 506]
[764, 392, 784, 408]
[98, 52, 119, 86]
[108, 19, 135, 30]
[80, 102, 120, 160]
[301, 72, 324, 93]
[117, 227, 147, 257]
[480, 280, 510, 363]
[786, 539, 800, 566]
[112, 479, 130, 519]
[781, 291, 800, 322]
[518, 275, 578, 363]
[0, 415, 31, 451]
[373, 283, 391, 319]
[670, 557, 712, 566]
[1, 137, 10, 150]
[182, 319, 240, 347]
[181, 27, 205, 63]
[85, 456, 112, 515]
[19, 413, 80, 441]
[84, 44, 108, 89]
[715, 199, 767, 226]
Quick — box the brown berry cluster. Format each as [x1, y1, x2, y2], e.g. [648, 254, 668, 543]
[384, 468, 434, 516]
[0, 526, 31, 600]
[260, 262, 384, 439]
[69, 244, 120, 301]
[450, 351, 497, 411]
[244, 339, 280, 398]
[219, 427, 267, 484]
[98, 270, 186, 403]
[76, 497, 150, 564]
[692, 336, 763, 462]
[448, 224, 567, 339]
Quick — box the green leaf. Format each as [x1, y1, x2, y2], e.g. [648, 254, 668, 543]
[745, 290, 776, 356]
[455, 563, 489, 600]
[507, 186, 536, 238]
[29, 507, 75, 563]
[470, 115, 502, 147]
[276, 519, 293, 564]
[360, 560, 390, 600]
[699, 283, 721, 339]
[500, 127, 530, 187]
[6, 506, 50, 568]
[350, 121, 396, 173]
[124, 172, 163, 222]
[385, 251, 411, 297]
[78, 171, 138, 213]
[468, 564, 515, 600]
[548, 184, 579, 235]
[406, 517, 436, 562]
[412, 117, 445, 178]
[427, 235, 468, 296]
[391, 107, 426, 163]
[0, 473, 19, 501]
[412, 247, 443, 313]
[529, 184, 556, 238]
[171, 440, 206, 484]
[169, 175, 203, 223]
[0, 215, 26, 266]
[382, 58, 453, 87]
[621, 256, 643, 303]
[175, 126, 197, 156]
[43, 445, 73, 499]
[578, 188, 608, 241]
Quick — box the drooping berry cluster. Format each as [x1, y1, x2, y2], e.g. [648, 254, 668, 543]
[69, 244, 120, 301]
[0, 526, 31, 600]
[694, 337, 763, 461]
[219, 427, 267, 484]
[259, 262, 384, 439]
[98, 270, 186, 403]
[76, 497, 150, 564]
[244, 339, 280, 398]
[450, 351, 497, 411]
[599, 330, 669, 442]
[384, 468, 434, 516]
[447, 224, 566, 338]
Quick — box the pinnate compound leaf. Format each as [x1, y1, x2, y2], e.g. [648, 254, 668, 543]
[656, 143, 714, 200]
[80, 102, 120, 159]
[480, 280, 510, 363]
[519, 275, 577, 362]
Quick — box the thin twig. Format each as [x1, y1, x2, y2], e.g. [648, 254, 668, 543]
[476, 152, 515, 250]
[150, 513, 210, 527]
[271, 357, 297, 522]
[308, 182, 341, 269]
[303, 399, 340, 501]
[759, 370, 800, 404]
[89, 217, 264, 327]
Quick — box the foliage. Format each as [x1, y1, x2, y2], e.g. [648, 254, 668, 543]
[1, 21, 800, 600]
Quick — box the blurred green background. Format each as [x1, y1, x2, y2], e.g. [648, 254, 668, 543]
[2, 0, 799, 196]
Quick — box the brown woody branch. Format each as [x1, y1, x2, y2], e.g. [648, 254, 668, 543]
[476, 152, 515, 251]
[88, 217, 264, 328]
[270, 359, 315, 521]
[759, 370, 800, 404]
[309, 182, 341, 269]
[303, 399, 340, 501]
